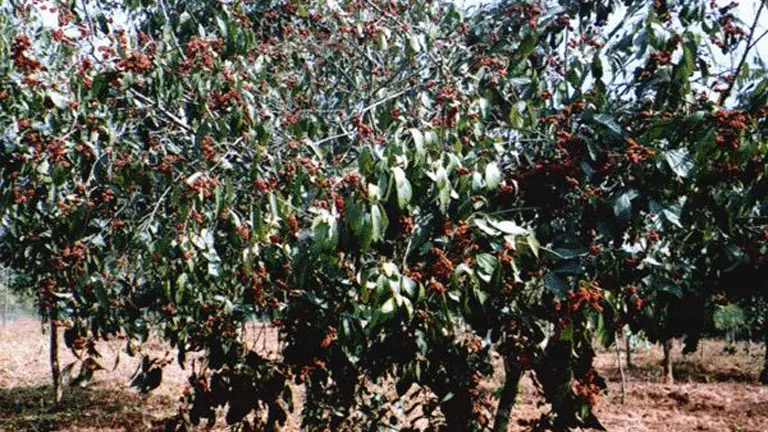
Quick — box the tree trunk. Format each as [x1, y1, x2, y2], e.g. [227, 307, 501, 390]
[745, 329, 751, 356]
[625, 334, 632, 369]
[49, 310, 62, 405]
[2, 268, 8, 327]
[760, 331, 768, 385]
[615, 334, 626, 404]
[492, 358, 523, 432]
[662, 339, 674, 384]
[441, 391, 474, 431]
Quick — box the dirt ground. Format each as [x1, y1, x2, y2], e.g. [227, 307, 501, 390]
[1, 317, 766, 431]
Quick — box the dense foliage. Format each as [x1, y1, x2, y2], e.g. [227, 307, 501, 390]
[1, 0, 766, 430]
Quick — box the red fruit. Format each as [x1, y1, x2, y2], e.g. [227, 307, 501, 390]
[428, 279, 447, 295]
[287, 214, 299, 233]
[634, 298, 644, 310]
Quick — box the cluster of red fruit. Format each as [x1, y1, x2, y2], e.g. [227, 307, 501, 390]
[56, 1, 76, 27]
[180, 37, 220, 73]
[12, 188, 36, 205]
[11, 35, 41, 75]
[200, 135, 216, 161]
[353, 116, 374, 139]
[51, 28, 70, 44]
[470, 373, 493, 428]
[625, 138, 656, 164]
[568, 31, 604, 49]
[540, 100, 586, 127]
[253, 177, 277, 193]
[115, 51, 153, 74]
[45, 138, 69, 166]
[38, 278, 58, 307]
[236, 224, 251, 241]
[157, 153, 184, 175]
[427, 247, 454, 293]
[507, 3, 542, 29]
[319, 326, 337, 349]
[572, 370, 602, 407]
[711, 1, 746, 48]
[52, 242, 87, 270]
[712, 109, 749, 150]
[243, 272, 267, 307]
[566, 281, 604, 313]
[286, 214, 299, 234]
[187, 175, 220, 201]
[208, 88, 243, 113]
[624, 285, 645, 311]
[477, 55, 509, 85]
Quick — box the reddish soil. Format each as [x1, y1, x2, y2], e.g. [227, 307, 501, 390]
[1, 318, 766, 431]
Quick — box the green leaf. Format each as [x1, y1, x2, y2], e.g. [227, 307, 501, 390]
[313, 215, 339, 252]
[490, 220, 527, 236]
[485, 162, 501, 190]
[659, 283, 684, 298]
[436, 167, 452, 209]
[409, 34, 422, 53]
[593, 114, 623, 138]
[591, 53, 603, 79]
[215, 15, 228, 38]
[613, 190, 638, 220]
[527, 234, 540, 258]
[392, 167, 412, 209]
[519, 31, 537, 57]
[380, 297, 396, 314]
[662, 203, 683, 229]
[674, 42, 695, 82]
[476, 253, 497, 283]
[175, 273, 187, 304]
[410, 129, 426, 165]
[474, 218, 500, 236]
[48, 91, 68, 109]
[664, 148, 693, 178]
[371, 204, 387, 242]
[409, 128, 424, 148]
[296, 2, 309, 18]
[359, 147, 375, 175]
[544, 271, 568, 299]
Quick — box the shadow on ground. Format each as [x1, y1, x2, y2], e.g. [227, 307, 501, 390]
[600, 358, 760, 384]
[0, 382, 172, 432]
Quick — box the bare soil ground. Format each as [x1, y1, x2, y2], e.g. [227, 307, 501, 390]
[1, 318, 766, 431]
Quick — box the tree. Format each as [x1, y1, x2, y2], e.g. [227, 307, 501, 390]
[1, 0, 766, 430]
[714, 303, 745, 346]
[746, 298, 768, 384]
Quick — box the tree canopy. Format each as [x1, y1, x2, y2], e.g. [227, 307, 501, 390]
[1, 0, 766, 430]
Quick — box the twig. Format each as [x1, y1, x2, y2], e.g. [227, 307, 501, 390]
[747, 28, 768, 52]
[360, 87, 413, 115]
[718, 0, 766, 106]
[129, 89, 192, 132]
[310, 131, 354, 147]
[158, 0, 187, 59]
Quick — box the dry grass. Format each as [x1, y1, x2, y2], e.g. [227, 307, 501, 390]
[586, 339, 767, 432]
[0, 318, 185, 432]
[1, 318, 766, 431]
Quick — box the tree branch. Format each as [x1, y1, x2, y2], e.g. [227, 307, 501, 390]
[718, 0, 766, 106]
[129, 88, 192, 132]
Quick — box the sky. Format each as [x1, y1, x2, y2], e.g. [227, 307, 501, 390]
[455, 0, 768, 62]
[36, 0, 767, 100]
[39, 0, 767, 63]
